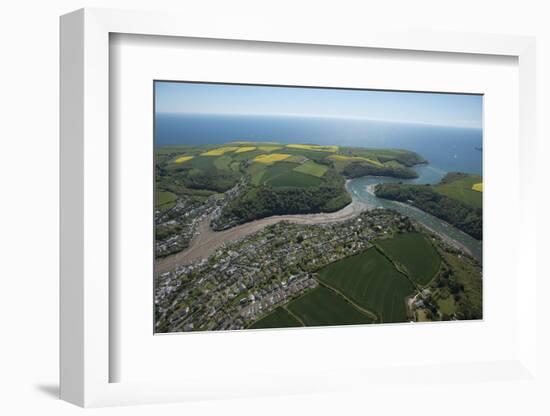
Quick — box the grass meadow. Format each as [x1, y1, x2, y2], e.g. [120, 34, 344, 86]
[286, 286, 374, 327]
[375, 233, 441, 286]
[317, 248, 415, 323]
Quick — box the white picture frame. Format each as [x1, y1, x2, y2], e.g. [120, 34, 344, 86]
[60, 7, 538, 408]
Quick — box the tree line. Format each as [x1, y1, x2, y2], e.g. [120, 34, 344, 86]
[343, 162, 418, 179]
[375, 183, 482, 240]
[214, 184, 351, 230]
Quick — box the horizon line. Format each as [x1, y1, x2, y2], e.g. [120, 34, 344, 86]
[155, 111, 482, 130]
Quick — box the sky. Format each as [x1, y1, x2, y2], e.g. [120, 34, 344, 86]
[155, 81, 483, 129]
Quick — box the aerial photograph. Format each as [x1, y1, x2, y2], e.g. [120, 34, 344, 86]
[154, 81, 483, 333]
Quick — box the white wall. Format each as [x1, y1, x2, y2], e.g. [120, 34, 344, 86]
[1, 1, 548, 415]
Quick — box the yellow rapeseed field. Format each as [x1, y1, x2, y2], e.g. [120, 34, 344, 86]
[286, 144, 338, 152]
[472, 182, 483, 192]
[253, 153, 291, 164]
[329, 154, 383, 167]
[201, 146, 240, 156]
[174, 155, 194, 164]
[235, 146, 256, 153]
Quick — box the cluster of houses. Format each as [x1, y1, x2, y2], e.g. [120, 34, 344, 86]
[155, 209, 411, 332]
[155, 179, 246, 258]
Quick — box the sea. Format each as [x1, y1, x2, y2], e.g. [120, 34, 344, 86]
[156, 113, 483, 259]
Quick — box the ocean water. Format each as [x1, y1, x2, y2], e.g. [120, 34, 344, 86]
[155, 113, 483, 177]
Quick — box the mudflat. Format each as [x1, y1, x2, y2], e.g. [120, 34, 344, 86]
[155, 199, 367, 274]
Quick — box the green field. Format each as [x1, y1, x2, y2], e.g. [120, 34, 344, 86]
[437, 295, 457, 315]
[258, 161, 297, 183]
[293, 160, 329, 177]
[267, 171, 323, 187]
[156, 141, 426, 228]
[248, 162, 267, 185]
[329, 154, 383, 167]
[156, 191, 177, 212]
[434, 173, 482, 209]
[286, 286, 374, 327]
[317, 248, 415, 323]
[168, 155, 216, 173]
[375, 233, 441, 286]
[253, 153, 292, 164]
[253, 160, 323, 188]
[213, 155, 233, 170]
[201, 146, 240, 156]
[249, 307, 303, 329]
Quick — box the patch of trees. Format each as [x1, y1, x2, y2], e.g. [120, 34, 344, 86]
[174, 169, 239, 193]
[375, 183, 482, 240]
[343, 162, 418, 179]
[377, 153, 426, 167]
[437, 271, 481, 320]
[215, 184, 351, 229]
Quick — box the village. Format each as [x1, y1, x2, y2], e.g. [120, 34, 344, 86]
[155, 209, 414, 332]
[155, 179, 246, 258]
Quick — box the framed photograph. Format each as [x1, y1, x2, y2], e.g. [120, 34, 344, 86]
[60, 8, 538, 408]
[153, 81, 483, 333]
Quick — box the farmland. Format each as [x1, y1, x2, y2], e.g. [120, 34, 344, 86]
[293, 160, 329, 177]
[174, 155, 194, 164]
[155, 141, 426, 241]
[375, 232, 441, 286]
[257, 145, 283, 152]
[329, 149, 424, 179]
[156, 202, 483, 332]
[285, 286, 374, 327]
[201, 146, 240, 156]
[243, 229, 470, 330]
[329, 154, 383, 167]
[268, 171, 323, 188]
[317, 248, 415, 323]
[285, 144, 338, 152]
[235, 146, 256, 153]
[249, 307, 303, 329]
[433, 172, 483, 209]
[253, 153, 292, 164]
[259, 161, 324, 187]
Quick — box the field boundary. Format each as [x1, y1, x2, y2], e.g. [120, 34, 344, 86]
[372, 242, 420, 292]
[317, 280, 379, 322]
[282, 305, 306, 326]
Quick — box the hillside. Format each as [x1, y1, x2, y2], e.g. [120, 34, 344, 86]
[156, 141, 426, 233]
[374, 172, 482, 240]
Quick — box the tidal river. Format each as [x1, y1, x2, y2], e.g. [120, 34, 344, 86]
[346, 164, 482, 261]
[156, 164, 481, 275]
